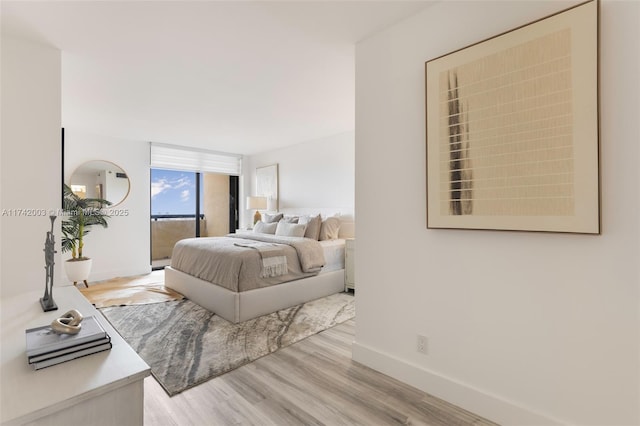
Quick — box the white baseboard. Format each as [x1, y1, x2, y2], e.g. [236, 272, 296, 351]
[352, 341, 567, 426]
[87, 266, 153, 283]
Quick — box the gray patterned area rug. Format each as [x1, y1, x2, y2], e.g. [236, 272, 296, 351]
[99, 292, 354, 396]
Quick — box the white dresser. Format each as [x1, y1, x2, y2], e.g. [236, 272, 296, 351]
[0, 285, 150, 426]
[345, 238, 355, 291]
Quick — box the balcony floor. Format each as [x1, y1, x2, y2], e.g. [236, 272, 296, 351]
[152, 258, 171, 269]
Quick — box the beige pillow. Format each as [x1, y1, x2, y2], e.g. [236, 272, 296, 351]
[299, 214, 321, 240]
[262, 212, 283, 223]
[275, 221, 306, 238]
[253, 221, 277, 234]
[319, 217, 341, 240]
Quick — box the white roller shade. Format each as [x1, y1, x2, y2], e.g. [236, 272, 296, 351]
[150, 142, 242, 175]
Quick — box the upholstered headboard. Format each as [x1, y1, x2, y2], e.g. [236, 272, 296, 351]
[277, 208, 355, 239]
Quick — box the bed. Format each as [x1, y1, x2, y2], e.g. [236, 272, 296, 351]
[164, 212, 354, 323]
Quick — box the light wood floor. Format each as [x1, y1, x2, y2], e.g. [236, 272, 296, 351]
[144, 318, 498, 426]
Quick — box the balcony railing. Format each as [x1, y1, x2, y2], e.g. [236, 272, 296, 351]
[152, 214, 205, 221]
[151, 214, 206, 262]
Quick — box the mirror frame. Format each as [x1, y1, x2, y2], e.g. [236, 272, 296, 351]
[68, 160, 131, 208]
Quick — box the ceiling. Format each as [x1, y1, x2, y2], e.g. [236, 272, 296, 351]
[2, 1, 432, 155]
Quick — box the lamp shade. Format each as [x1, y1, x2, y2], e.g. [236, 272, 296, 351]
[246, 196, 267, 210]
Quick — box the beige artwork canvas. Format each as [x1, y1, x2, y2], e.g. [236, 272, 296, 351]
[426, 0, 599, 233]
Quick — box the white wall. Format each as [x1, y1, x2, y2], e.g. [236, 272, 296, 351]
[354, 1, 639, 425]
[242, 131, 355, 228]
[1, 37, 62, 298]
[64, 129, 151, 281]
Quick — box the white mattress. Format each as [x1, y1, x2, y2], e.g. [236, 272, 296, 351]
[319, 239, 345, 273]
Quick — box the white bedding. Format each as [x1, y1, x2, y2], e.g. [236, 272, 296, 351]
[319, 238, 346, 273]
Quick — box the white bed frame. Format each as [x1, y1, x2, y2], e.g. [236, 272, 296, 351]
[164, 210, 355, 323]
[165, 267, 345, 323]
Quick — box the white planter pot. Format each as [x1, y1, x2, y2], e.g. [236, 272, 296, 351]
[64, 258, 93, 283]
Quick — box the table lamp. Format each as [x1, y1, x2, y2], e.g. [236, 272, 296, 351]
[246, 196, 267, 225]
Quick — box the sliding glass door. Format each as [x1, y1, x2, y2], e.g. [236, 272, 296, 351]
[150, 169, 238, 269]
[149, 143, 242, 269]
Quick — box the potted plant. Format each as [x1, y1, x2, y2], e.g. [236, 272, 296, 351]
[61, 184, 111, 286]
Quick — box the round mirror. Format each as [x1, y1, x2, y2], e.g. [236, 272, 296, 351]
[69, 160, 130, 207]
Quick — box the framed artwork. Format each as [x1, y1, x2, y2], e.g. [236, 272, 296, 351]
[256, 163, 279, 211]
[425, 0, 599, 233]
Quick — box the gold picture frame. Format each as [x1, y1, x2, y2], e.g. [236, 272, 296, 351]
[425, 0, 599, 233]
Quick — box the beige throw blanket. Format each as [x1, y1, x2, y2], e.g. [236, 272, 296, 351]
[233, 241, 288, 278]
[226, 233, 325, 273]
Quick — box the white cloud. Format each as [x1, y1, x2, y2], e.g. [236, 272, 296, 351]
[180, 189, 190, 202]
[151, 179, 171, 198]
[151, 175, 193, 199]
[174, 176, 191, 189]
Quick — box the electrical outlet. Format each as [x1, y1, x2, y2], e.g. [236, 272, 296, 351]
[416, 335, 428, 355]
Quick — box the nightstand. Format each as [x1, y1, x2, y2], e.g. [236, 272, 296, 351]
[345, 238, 355, 291]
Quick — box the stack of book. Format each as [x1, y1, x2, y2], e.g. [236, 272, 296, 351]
[25, 315, 112, 370]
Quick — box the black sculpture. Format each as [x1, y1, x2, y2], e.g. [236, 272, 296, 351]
[40, 215, 58, 312]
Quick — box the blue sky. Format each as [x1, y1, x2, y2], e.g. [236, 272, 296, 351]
[151, 169, 203, 215]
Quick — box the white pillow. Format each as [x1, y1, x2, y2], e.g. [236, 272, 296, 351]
[275, 221, 306, 238]
[253, 221, 277, 234]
